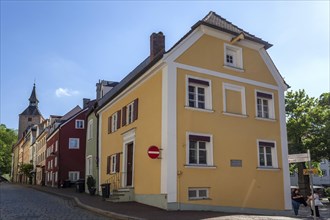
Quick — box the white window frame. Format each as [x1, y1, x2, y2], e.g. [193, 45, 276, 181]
[255, 90, 275, 120]
[224, 43, 243, 70]
[87, 119, 93, 140]
[257, 140, 278, 169]
[68, 171, 80, 181]
[111, 112, 118, 132]
[69, 138, 80, 149]
[188, 188, 209, 200]
[86, 155, 92, 176]
[55, 141, 58, 152]
[185, 75, 212, 112]
[127, 102, 134, 124]
[110, 154, 117, 174]
[75, 120, 84, 129]
[55, 172, 58, 182]
[186, 132, 213, 167]
[54, 157, 57, 167]
[222, 83, 246, 116]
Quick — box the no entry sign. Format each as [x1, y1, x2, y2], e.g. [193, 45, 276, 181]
[147, 146, 160, 159]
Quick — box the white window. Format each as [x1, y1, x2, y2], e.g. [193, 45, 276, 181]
[110, 154, 117, 174]
[87, 119, 93, 140]
[54, 157, 57, 167]
[69, 138, 79, 149]
[223, 83, 246, 116]
[55, 172, 58, 182]
[186, 76, 212, 111]
[75, 120, 84, 129]
[68, 171, 80, 181]
[111, 112, 118, 132]
[55, 141, 58, 152]
[224, 43, 243, 70]
[256, 91, 275, 119]
[258, 141, 278, 168]
[188, 188, 209, 200]
[186, 133, 213, 166]
[86, 155, 92, 176]
[127, 102, 134, 124]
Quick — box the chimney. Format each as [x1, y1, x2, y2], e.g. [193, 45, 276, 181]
[150, 32, 165, 60]
[83, 98, 90, 109]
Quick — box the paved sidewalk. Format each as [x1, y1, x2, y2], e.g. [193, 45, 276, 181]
[25, 184, 329, 220]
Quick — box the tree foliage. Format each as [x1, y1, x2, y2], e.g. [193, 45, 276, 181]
[0, 124, 18, 175]
[286, 90, 329, 195]
[19, 163, 34, 178]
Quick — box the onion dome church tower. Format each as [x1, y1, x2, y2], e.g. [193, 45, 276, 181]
[18, 83, 44, 139]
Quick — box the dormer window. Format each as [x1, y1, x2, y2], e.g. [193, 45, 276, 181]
[224, 43, 243, 71]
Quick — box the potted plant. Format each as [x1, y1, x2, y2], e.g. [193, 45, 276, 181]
[86, 175, 96, 195]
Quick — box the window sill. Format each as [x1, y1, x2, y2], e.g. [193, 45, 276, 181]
[185, 106, 214, 113]
[184, 164, 217, 169]
[257, 167, 280, 171]
[189, 198, 212, 201]
[222, 112, 248, 118]
[223, 65, 245, 72]
[255, 117, 276, 122]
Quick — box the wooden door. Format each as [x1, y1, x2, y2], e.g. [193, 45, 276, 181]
[126, 143, 133, 186]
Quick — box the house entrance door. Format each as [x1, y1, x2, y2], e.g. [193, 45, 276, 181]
[126, 143, 133, 186]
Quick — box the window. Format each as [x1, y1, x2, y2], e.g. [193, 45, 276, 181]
[54, 157, 57, 167]
[187, 133, 213, 166]
[186, 77, 212, 110]
[28, 117, 32, 122]
[55, 172, 58, 182]
[223, 83, 246, 116]
[110, 155, 116, 174]
[110, 153, 120, 174]
[224, 43, 243, 70]
[68, 171, 80, 181]
[106, 156, 111, 174]
[55, 141, 58, 152]
[322, 170, 327, 176]
[258, 141, 278, 168]
[86, 155, 92, 176]
[87, 120, 93, 140]
[256, 91, 275, 119]
[75, 120, 84, 129]
[122, 99, 139, 126]
[188, 188, 209, 200]
[69, 138, 79, 149]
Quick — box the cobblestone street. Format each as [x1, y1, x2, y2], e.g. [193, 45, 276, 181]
[0, 183, 108, 220]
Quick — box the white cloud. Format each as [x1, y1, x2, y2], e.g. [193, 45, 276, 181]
[55, 88, 79, 97]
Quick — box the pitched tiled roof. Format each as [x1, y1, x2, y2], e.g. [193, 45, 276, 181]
[97, 54, 162, 111]
[197, 11, 272, 49]
[20, 105, 42, 116]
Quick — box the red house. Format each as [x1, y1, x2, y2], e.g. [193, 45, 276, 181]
[45, 105, 88, 187]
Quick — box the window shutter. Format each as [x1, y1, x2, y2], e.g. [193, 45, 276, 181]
[108, 116, 112, 134]
[257, 92, 272, 99]
[189, 135, 210, 142]
[106, 156, 110, 174]
[122, 106, 127, 126]
[117, 110, 121, 129]
[116, 153, 120, 173]
[133, 98, 139, 121]
[259, 141, 275, 147]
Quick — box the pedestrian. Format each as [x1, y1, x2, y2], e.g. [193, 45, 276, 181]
[291, 188, 307, 216]
[307, 190, 323, 218]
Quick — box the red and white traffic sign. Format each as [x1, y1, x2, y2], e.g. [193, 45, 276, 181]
[147, 146, 160, 159]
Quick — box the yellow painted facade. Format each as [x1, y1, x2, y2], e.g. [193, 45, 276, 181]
[98, 13, 290, 214]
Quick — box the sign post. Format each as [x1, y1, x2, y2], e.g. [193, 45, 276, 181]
[307, 149, 316, 220]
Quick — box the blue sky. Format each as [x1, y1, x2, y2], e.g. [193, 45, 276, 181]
[1, 1, 329, 130]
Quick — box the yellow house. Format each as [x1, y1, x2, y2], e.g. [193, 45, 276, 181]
[97, 11, 291, 215]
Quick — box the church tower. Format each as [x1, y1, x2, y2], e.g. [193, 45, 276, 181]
[18, 83, 44, 139]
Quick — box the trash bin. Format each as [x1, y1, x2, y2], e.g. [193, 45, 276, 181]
[75, 179, 85, 193]
[101, 183, 110, 199]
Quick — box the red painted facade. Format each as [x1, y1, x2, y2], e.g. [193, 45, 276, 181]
[45, 109, 87, 187]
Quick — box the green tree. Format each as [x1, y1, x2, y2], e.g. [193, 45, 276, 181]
[19, 163, 34, 184]
[0, 124, 18, 175]
[286, 90, 330, 196]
